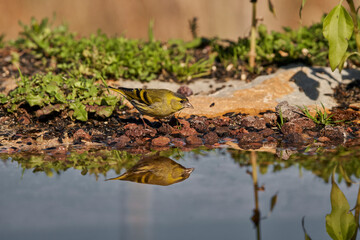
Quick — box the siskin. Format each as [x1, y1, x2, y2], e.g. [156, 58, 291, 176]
[109, 87, 193, 125]
[105, 155, 194, 186]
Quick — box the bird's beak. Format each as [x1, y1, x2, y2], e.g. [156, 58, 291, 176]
[184, 101, 194, 109]
[182, 168, 195, 178]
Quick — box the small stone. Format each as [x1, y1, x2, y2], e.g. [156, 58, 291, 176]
[317, 136, 330, 142]
[135, 138, 147, 146]
[305, 130, 318, 137]
[320, 125, 346, 143]
[281, 121, 303, 134]
[186, 136, 203, 145]
[284, 133, 304, 146]
[241, 116, 266, 130]
[157, 124, 173, 135]
[229, 128, 248, 137]
[266, 136, 276, 142]
[259, 128, 275, 137]
[54, 145, 67, 154]
[145, 128, 157, 137]
[275, 101, 303, 121]
[151, 136, 171, 147]
[171, 138, 186, 147]
[177, 86, 193, 97]
[124, 123, 145, 138]
[215, 126, 229, 137]
[292, 118, 316, 129]
[238, 132, 262, 144]
[190, 117, 209, 133]
[331, 109, 359, 122]
[203, 132, 219, 145]
[281, 118, 316, 135]
[212, 117, 231, 127]
[172, 127, 198, 137]
[73, 129, 91, 141]
[18, 115, 30, 125]
[114, 135, 131, 148]
[263, 112, 277, 125]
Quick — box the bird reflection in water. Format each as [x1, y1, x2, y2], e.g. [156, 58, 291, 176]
[106, 155, 194, 186]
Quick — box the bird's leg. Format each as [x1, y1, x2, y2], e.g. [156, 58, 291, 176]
[157, 118, 164, 126]
[140, 115, 151, 129]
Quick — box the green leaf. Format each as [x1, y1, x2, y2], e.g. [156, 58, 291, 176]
[323, 4, 354, 71]
[69, 102, 88, 121]
[338, 52, 360, 72]
[325, 175, 357, 240]
[0, 94, 7, 104]
[102, 95, 119, 106]
[26, 93, 44, 107]
[96, 105, 115, 118]
[44, 83, 60, 95]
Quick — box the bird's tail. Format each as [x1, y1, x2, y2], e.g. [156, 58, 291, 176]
[109, 86, 150, 104]
[105, 174, 126, 181]
[108, 86, 127, 95]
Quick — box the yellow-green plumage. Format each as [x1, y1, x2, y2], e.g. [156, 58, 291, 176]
[109, 87, 193, 118]
[105, 155, 194, 186]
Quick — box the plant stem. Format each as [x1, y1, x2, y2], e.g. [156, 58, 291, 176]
[249, 0, 257, 69]
[346, 0, 360, 52]
[250, 151, 261, 240]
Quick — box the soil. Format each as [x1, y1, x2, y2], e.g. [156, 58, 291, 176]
[334, 79, 360, 107]
[1, 100, 360, 155]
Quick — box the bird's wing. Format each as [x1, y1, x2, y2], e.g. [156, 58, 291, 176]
[113, 87, 163, 105]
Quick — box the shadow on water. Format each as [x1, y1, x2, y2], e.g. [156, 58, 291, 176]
[1, 146, 360, 239]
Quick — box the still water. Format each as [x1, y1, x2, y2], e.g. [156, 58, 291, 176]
[0, 148, 359, 240]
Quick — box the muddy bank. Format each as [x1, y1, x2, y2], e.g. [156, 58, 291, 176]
[1, 101, 360, 155]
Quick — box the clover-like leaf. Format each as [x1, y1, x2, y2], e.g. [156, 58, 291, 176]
[26, 93, 44, 107]
[96, 105, 115, 118]
[69, 102, 88, 121]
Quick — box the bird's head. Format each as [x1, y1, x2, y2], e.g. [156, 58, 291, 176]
[170, 93, 194, 111]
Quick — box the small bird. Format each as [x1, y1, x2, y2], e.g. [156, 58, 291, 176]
[109, 86, 193, 126]
[105, 155, 194, 186]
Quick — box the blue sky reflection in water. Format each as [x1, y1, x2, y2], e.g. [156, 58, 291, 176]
[0, 149, 359, 240]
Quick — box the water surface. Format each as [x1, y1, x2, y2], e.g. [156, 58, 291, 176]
[0, 148, 359, 240]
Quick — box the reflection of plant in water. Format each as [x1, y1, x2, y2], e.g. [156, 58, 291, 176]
[0, 150, 142, 180]
[303, 172, 360, 240]
[247, 152, 278, 240]
[288, 147, 360, 185]
[229, 149, 287, 175]
[229, 147, 360, 184]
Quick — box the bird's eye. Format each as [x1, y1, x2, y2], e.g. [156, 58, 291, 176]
[180, 100, 185, 103]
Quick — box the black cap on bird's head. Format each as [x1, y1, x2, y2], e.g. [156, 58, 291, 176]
[175, 93, 194, 109]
